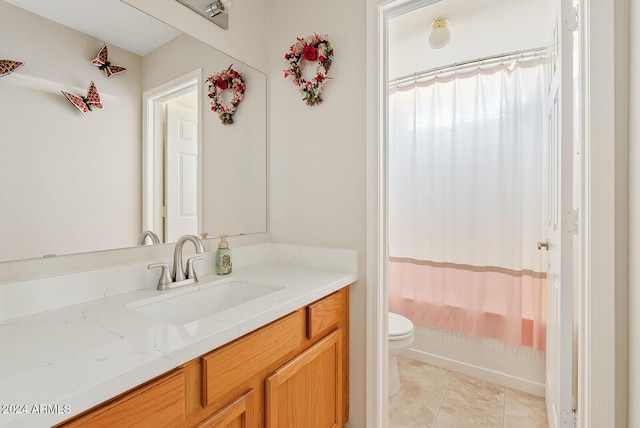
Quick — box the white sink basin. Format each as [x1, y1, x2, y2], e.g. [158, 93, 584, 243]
[128, 279, 283, 325]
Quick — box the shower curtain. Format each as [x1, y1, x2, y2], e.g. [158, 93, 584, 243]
[388, 60, 548, 352]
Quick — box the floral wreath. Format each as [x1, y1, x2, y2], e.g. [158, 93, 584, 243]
[206, 65, 245, 124]
[283, 34, 333, 106]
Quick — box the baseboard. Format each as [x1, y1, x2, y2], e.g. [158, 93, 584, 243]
[404, 347, 546, 397]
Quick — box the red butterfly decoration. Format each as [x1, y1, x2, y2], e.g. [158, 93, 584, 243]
[0, 59, 24, 77]
[61, 81, 103, 117]
[91, 44, 126, 78]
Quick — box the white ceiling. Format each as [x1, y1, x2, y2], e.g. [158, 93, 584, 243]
[6, 0, 555, 74]
[388, 0, 557, 80]
[4, 0, 181, 56]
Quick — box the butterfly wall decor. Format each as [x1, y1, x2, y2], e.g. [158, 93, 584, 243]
[61, 81, 102, 117]
[0, 59, 24, 77]
[91, 44, 126, 78]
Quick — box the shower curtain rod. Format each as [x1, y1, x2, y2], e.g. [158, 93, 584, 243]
[390, 46, 548, 88]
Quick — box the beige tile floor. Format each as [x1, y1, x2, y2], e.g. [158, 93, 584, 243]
[389, 356, 548, 428]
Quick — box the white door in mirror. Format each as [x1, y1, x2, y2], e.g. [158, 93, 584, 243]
[166, 103, 198, 242]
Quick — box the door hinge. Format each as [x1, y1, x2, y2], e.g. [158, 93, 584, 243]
[564, 5, 579, 33]
[563, 209, 579, 235]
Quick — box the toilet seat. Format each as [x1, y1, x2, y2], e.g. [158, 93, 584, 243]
[389, 312, 414, 341]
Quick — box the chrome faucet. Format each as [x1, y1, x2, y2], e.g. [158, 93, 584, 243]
[137, 230, 160, 245]
[172, 234, 205, 282]
[148, 234, 205, 291]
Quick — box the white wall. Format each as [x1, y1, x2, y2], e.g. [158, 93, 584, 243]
[267, 0, 367, 425]
[628, 0, 639, 424]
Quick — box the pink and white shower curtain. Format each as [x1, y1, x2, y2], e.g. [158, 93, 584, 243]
[388, 60, 548, 352]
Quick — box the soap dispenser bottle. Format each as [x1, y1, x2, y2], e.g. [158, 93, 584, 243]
[215, 234, 232, 275]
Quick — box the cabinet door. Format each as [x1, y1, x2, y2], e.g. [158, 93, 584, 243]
[265, 330, 343, 428]
[195, 389, 255, 428]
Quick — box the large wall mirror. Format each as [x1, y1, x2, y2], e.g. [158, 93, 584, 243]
[0, 0, 267, 263]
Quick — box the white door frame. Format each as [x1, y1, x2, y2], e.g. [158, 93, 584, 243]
[578, 1, 627, 427]
[364, 1, 626, 427]
[365, 1, 440, 426]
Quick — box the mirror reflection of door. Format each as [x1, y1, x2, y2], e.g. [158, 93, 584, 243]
[143, 71, 201, 244]
[165, 100, 198, 242]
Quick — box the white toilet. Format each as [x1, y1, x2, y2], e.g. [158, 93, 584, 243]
[388, 312, 415, 397]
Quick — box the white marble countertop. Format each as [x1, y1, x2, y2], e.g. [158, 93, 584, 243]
[0, 245, 358, 427]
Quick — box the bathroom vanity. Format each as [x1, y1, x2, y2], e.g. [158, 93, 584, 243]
[0, 244, 357, 427]
[57, 287, 349, 427]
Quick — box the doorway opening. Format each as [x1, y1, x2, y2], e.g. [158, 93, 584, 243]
[143, 69, 202, 243]
[370, 0, 579, 426]
[386, 0, 554, 381]
[367, 0, 621, 426]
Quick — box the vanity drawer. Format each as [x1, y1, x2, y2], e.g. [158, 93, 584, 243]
[59, 368, 185, 427]
[306, 290, 343, 340]
[202, 310, 304, 407]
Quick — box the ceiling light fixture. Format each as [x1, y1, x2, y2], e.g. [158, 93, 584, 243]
[174, 0, 230, 29]
[206, 0, 230, 17]
[428, 18, 450, 50]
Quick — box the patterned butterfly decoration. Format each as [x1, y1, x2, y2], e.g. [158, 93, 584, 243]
[91, 44, 126, 78]
[61, 81, 102, 117]
[0, 59, 24, 77]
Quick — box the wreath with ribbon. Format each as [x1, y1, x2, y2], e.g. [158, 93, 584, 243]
[206, 65, 245, 124]
[283, 34, 333, 106]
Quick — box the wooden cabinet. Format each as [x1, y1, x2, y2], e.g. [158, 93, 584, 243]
[265, 330, 343, 428]
[58, 287, 349, 428]
[195, 287, 349, 428]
